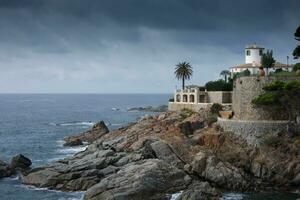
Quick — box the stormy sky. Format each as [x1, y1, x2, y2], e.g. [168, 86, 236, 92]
[0, 0, 299, 93]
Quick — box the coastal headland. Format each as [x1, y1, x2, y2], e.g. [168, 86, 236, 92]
[10, 109, 300, 200]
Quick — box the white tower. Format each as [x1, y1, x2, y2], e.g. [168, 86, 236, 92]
[245, 44, 264, 64]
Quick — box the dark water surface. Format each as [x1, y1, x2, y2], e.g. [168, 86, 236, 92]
[0, 94, 299, 200]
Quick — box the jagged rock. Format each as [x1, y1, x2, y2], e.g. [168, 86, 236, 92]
[251, 161, 266, 178]
[10, 154, 32, 170]
[127, 105, 168, 112]
[179, 122, 193, 136]
[64, 138, 83, 147]
[84, 159, 191, 200]
[184, 164, 192, 174]
[20, 111, 300, 197]
[198, 133, 223, 147]
[191, 151, 208, 173]
[64, 121, 109, 146]
[21, 168, 61, 188]
[150, 140, 184, 168]
[191, 152, 249, 190]
[176, 182, 220, 200]
[290, 172, 300, 186]
[140, 139, 157, 159]
[0, 160, 12, 178]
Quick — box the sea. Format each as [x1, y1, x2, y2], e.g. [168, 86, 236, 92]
[0, 94, 299, 200]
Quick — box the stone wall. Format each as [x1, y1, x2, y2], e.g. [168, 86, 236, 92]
[232, 76, 300, 120]
[222, 92, 232, 103]
[168, 102, 232, 112]
[206, 92, 222, 104]
[168, 102, 212, 112]
[217, 117, 289, 146]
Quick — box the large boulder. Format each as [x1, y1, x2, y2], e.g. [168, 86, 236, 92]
[10, 154, 32, 170]
[176, 182, 220, 200]
[290, 172, 300, 186]
[64, 121, 109, 146]
[179, 122, 193, 136]
[179, 120, 204, 136]
[191, 151, 249, 190]
[0, 160, 13, 178]
[21, 146, 140, 191]
[150, 140, 184, 168]
[84, 159, 191, 200]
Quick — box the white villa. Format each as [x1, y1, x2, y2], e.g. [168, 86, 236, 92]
[168, 44, 294, 112]
[168, 85, 232, 111]
[230, 44, 292, 76]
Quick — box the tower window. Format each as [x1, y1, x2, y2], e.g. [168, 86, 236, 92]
[259, 49, 263, 56]
[246, 50, 250, 56]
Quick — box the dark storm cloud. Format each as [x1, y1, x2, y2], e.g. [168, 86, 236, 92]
[0, 0, 298, 50]
[0, 0, 299, 93]
[1, 0, 298, 30]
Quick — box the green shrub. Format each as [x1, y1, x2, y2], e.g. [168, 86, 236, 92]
[180, 108, 195, 120]
[207, 114, 218, 126]
[241, 69, 250, 76]
[252, 93, 279, 105]
[205, 79, 233, 91]
[210, 103, 223, 115]
[274, 68, 283, 73]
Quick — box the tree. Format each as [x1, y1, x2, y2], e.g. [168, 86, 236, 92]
[293, 46, 300, 59]
[175, 62, 193, 90]
[295, 26, 300, 41]
[293, 26, 300, 59]
[293, 63, 300, 71]
[252, 80, 300, 125]
[205, 79, 233, 91]
[261, 50, 276, 76]
[220, 70, 231, 82]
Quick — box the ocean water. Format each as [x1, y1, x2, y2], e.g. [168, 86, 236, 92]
[0, 94, 299, 200]
[0, 94, 169, 200]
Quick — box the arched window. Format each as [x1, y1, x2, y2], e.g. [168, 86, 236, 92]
[183, 95, 188, 102]
[176, 94, 181, 102]
[246, 50, 250, 56]
[189, 94, 195, 103]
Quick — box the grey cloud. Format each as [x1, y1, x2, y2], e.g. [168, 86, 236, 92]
[0, 0, 299, 93]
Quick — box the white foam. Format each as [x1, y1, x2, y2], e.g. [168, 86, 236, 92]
[110, 123, 124, 126]
[48, 144, 87, 162]
[57, 146, 87, 154]
[9, 176, 19, 181]
[170, 191, 182, 200]
[220, 193, 245, 200]
[19, 184, 84, 199]
[56, 140, 65, 147]
[50, 121, 95, 127]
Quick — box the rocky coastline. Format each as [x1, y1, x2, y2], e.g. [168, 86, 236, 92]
[2, 109, 300, 199]
[0, 154, 32, 179]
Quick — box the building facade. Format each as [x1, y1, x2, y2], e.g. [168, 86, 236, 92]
[168, 86, 232, 112]
[230, 44, 292, 76]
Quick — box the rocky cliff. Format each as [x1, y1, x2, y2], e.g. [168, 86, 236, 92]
[20, 110, 300, 199]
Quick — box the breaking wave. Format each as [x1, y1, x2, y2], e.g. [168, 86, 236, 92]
[49, 121, 95, 127]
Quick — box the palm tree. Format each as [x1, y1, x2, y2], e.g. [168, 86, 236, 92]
[174, 62, 193, 90]
[220, 70, 231, 82]
[261, 50, 276, 76]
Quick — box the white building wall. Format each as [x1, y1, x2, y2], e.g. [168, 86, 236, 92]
[245, 49, 262, 64]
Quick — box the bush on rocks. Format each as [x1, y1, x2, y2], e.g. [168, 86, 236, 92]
[210, 103, 223, 115]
